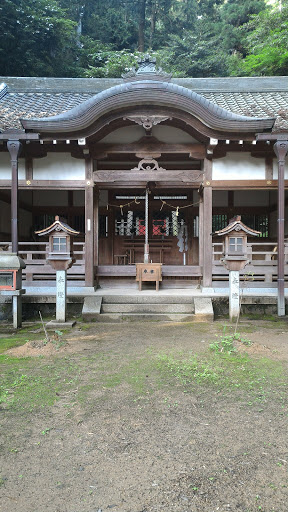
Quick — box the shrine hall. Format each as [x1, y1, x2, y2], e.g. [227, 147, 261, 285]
[1, 58, 288, 319]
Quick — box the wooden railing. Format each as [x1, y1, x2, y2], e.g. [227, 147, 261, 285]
[1, 240, 287, 285]
[0, 241, 85, 284]
[213, 241, 288, 282]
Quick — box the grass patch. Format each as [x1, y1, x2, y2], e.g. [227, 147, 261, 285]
[0, 356, 81, 411]
[1, 329, 287, 414]
[155, 349, 287, 402]
[0, 322, 47, 353]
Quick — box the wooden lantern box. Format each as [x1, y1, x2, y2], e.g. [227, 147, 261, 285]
[0, 269, 17, 290]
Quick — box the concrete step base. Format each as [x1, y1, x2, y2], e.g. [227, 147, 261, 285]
[102, 295, 195, 304]
[101, 303, 194, 314]
[94, 313, 196, 322]
[82, 295, 214, 322]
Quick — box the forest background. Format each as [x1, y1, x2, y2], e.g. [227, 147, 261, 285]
[0, 0, 287, 78]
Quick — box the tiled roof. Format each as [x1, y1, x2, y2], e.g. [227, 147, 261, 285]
[0, 76, 288, 132]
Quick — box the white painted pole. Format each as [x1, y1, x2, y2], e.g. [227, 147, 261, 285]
[229, 270, 240, 322]
[56, 270, 67, 322]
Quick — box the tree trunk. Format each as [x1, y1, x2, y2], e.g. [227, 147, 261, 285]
[138, 0, 146, 52]
[149, 0, 157, 49]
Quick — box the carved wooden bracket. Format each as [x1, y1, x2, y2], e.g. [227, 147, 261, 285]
[124, 115, 172, 131]
[131, 158, 165, 172]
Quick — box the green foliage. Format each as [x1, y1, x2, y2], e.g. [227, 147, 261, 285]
[233, 5, 288, 76]
[84, 48, 142, 78]
[0, 0, 77, 76]
[0, 0, 285, 78]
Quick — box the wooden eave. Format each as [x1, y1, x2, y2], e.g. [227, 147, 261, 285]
[35, 218, 80, 236]
[20, 81, 275, 140]
[215, 220, 261, 237]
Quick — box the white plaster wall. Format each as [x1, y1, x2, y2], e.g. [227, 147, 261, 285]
[33, 153, 85, 180]
[33, 190, 68, 207]
[213, 190, 228, 207]
[273, 159, 288, 179]
[152, 125, 197, 143]
[99, 125, 196, 144]
[234, 190, 270, 207]
[100, 126, 145, 143]
[212, 153, 265, 180]
[0, 153, 25, 179]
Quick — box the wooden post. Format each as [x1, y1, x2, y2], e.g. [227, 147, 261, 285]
[198, 196, 204, 268]
[93, 187, 99, 267]
[144, 186, 150, 263]
[7, 140, 22, 254]
[85, 157, 94, 287]
[274, 140, 288, 316]
[202, 159, 213, 289]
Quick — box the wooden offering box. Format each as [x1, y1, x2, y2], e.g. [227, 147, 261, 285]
[136, 263, 162, 291]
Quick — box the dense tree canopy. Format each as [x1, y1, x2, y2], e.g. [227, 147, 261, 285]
[0, 0, 286, 77]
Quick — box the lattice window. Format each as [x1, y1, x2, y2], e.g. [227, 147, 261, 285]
[34, 214, 56, 232]
[212, 214, 228, 233]
[242, 214, 269, 238]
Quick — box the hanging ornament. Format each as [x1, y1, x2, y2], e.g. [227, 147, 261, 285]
[176, 206, 179, 217]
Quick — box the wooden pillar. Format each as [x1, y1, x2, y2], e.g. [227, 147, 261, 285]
[93, 187, 99, 267]
[7, 140, 22, 253]
[198, 196, 204, 267]
[274, 141, 288, 316]
[85, 157, 94, 287]
[202, 159, 213, 289]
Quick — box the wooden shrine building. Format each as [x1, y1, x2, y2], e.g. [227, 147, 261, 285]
[1, 58, 288, 314]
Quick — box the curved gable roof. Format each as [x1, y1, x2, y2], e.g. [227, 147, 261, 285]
[21, 79, 275, 135]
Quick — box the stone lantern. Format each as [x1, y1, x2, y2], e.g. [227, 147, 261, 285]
[35, 216, 79, 327]
[215, 215, 260, 321]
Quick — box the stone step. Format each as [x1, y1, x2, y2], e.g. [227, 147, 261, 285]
[95, 313, 197, 323]
[82, 296, 214, 322]
[101, 303, 194, 314]
[101, 295, 194, 305]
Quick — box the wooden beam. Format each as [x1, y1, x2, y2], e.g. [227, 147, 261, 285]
[85, 157, 94, 287]
[25, 156, 33, 183]
[0, 180, 87, 189]
[0, 133, 39, 141]
[92, 142, 205, 159]
[274, 140, 288, 316]
[93, 170, 203, 183]
[93, 187, 99, 267]
[7, 140, 22, 253]
[202, 159, 213, 288]
[209, 180, 285, 189]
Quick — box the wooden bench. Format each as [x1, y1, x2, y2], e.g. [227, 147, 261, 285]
[96, 265, 202, 281]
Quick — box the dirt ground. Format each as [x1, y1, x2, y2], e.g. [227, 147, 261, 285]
[1, 319, 288, 512]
